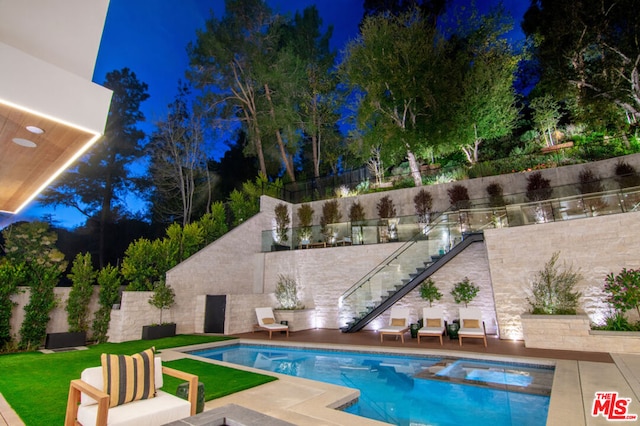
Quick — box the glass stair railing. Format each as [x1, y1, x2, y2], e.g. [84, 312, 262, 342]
[338, 212, 489, 332]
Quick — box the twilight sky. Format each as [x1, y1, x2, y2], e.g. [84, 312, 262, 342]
[7, 0, 529, 229]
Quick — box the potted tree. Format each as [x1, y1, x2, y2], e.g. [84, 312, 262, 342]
[297, 204, 314, 246]
[449, 277, 480, 338]
[376, 195, 397, 242]
[274, 275, 313, 332]
[414, 189, 433, 236]
[272, 203, 290, 251]
[142, 280, 176, 340]
[412, 278, 442, 338]
[349, 201, 366, 244]
[320, 200, 342, 245]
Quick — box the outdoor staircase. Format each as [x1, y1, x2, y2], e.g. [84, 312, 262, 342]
[339, 215, 484, 333]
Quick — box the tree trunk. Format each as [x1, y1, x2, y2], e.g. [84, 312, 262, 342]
[264, 83, 295, 182]
[407, 150, 422, 186]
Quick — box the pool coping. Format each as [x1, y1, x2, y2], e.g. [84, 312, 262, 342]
[162, 338, 570, 426]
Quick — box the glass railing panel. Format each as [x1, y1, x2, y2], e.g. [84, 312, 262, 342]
[621, 186, 640, 212]
[338, 216, 459, 328]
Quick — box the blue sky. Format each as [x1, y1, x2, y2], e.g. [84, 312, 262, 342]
[6, 0, 528, 230]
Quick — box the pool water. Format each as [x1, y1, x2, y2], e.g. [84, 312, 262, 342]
[192, 344, 552, 426]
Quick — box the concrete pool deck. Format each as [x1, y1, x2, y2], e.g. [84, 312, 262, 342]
[165, 330, 639, 426]
[1, 331, 637, 425]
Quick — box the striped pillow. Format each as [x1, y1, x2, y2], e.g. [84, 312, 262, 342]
[101, 347, 156, 407]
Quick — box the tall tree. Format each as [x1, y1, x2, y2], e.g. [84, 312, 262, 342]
[188, 0, 275, 178]
[282, 6, 341, 178]
[341, 10, 442, 186]
[148, 82, 215, 226]
[523, 0, 640, 125]
[41, 68, 149, 267]
[440, 6, 520, 163]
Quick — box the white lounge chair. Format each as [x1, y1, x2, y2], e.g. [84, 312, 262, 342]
[417, 307, 446, 345]
[379, 306, 411, 343]
[255, 307, 289, 339]
[458, 307, 487, 347]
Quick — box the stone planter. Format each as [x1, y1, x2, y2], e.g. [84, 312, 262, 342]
[45, 331, 86, 349]
[141, 323, 176, 340]
[274, 309, 315, 332]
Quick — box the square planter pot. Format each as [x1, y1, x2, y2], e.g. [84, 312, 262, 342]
[142, 323, 176, 340]
[45, 331, 87, 349]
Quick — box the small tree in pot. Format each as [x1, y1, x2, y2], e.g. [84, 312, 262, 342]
[419, 278, 442, 307]
[143, 280, 176, 339]
[349, 201, 366, 244]
[451, 277, 480, 308]
[297, 204, 314, 245]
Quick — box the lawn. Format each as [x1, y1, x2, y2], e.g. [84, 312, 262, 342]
[0, 335, 276, 425]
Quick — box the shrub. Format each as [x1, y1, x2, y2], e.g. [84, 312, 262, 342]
[66, 252, 97, 333]
[450, 277, 479, 307]
[199, 201, 228, 245]
[525, 172, 553, 201]
[614, 160, 640, 188]
[349, 201, 366, 224]
[527, 252, 582, 315]
[447, 184, 471, 209]
[92, 265, 121, 343]
[376, 195, 396, 219]
[320, 199, 342, 242]
[0, 263, 26, 350]
[486, 183, 506, 207]
[419, 278, 442, 307]
[275, 275, 303, 310]
[578, 168, 604, 194]
[604, 268, 640, 319]
[414, 189, 433, 224]
[121, 238, 169, 291]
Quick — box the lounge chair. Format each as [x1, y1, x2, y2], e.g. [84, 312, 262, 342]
[458, 307, 487, 347]
[417, 307, 446, 345]
[379, 306, 411, 343]
[65, 350, 198, 426]
[255, 307, 289, 339]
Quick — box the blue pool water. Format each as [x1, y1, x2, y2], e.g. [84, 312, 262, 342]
[192, 344, 552, 426]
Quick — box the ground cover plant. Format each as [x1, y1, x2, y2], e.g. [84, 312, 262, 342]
[0, 335, 275, 425]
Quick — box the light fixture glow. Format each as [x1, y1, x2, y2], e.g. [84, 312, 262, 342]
[25, 125, 44, 134]
[12, 137, 37, 148]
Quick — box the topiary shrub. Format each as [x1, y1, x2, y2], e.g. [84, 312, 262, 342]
[414, 189, 433, 224]
[274, 203, 290, 244]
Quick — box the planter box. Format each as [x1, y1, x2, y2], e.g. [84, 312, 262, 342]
[274, 309, 315, 332]
[142, 323, 176, 340]
[521, 314, 640, 354]
[45, 331, 86, 349]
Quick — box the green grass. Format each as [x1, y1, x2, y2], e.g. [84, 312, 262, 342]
[0, 335, 275, 426]
[163, 358, 277, 400]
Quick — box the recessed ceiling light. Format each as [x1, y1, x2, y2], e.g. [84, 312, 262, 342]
[25, 125, 44, 134]
[12, 138, 37, 148]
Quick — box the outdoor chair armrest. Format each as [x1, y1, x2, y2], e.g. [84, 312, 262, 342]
[162, 366, 199, 416]
[65, 379, 109, 426]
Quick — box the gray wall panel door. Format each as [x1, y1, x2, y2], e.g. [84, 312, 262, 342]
[204, 295, 226, 333]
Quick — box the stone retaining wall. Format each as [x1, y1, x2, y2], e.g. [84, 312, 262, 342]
[521, 314, 640, 354]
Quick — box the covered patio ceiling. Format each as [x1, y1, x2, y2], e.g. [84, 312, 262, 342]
[0, 0, 112, 214]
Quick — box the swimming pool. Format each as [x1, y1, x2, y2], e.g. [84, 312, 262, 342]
[192, 344, 553, 426]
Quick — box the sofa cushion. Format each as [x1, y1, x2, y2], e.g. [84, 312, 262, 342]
[101, 348, 156, 407]
[77, 390, 190, 426]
